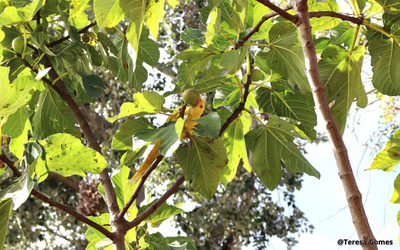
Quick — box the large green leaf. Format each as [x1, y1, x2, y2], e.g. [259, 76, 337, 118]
[250, 0, 273, 41]
[70, 0, 91, 18]
[0, 199, 12, 250]
[319, 45, 367, 134]
[375, 0, 400, 13]
[137, 29, 160, 67]
[389, 173, 400, 203]
[114, 34, 132, 82]
[181, 28, 207, 47]
[31, 88, 79, 140]
[0, 68, 37, 116]
[93, 0, 124, 28]
[246, 116, 320, 190]
[112, 118, 153, 150]
[177, 47, 217, 89]
[120, 145, 149, 166]
[0, 174, 34, 210]
[2, 107, 32, 158]
[194, 66, 230, 93]
[178, 62, 197, 89]
[220, 112, 251, 185]
[256, 88, 317, 140]
[85, 213, 111, 247]
[264, 23, 310, 91]
[122, 0, 147, 64]
[129, 29, 160, 90]
[220, 49, 240, 74]
[165, 237, 196, 250]
[113, 29, 158, 90]
[207, 0, 240, 30]
[31, 150, 48, 184]
[308, 0, 340, 32]
[369, 30, 400, 95]
[144, 0, 165, 39]
[139, 202, 184, 228]
[0, 0, 45, 25]
[108, 91, 165, 122]
[193, 112, 221, 139]
[205, 7, 222, 45]
[78, 73, 106, 98]
[330, 21, 359, 48]
[175, 137, 228, 199]
[367, 129, 400, 171]
[37, 133, 108, 177]
[213, 84, 258, 110]
[97, 32, 119, 56]
[145, 232, 171, 250]
[132, 120, 181, 156]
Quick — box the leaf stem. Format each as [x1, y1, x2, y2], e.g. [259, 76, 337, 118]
[242, 43, 272, 48]
[349, 0, 360, 16]
[219, 31, 236, 45]
[364, 8, 384, 19]
[244, 108, 266, 128]
[52, 72, 70, 85]
[363, 20, 395, 41]
[349, 25, 361, 54]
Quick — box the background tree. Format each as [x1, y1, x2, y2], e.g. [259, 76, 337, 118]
[0, 0, 399, 249]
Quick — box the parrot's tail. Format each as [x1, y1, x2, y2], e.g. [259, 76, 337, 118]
[130, 140, 161, 183]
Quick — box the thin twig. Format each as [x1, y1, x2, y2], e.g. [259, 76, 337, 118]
[256, 0, 296, 23]
[219, 63, 254, 137]
[126, 175, 185, 230]
[48, 22, 97, 48]
[234, 5, 293, 49]
[0, 152, 114, 240]
[309, 11, 363, 25]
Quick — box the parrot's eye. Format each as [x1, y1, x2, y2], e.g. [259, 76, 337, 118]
[200, 105, 203, 108]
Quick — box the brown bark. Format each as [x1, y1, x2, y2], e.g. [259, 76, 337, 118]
[43, 58, 125, 249]
[291, 0, 377, 248]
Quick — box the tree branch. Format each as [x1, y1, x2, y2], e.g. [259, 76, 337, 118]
[17, 54, 123, 248]
[309, 11, 363, 25]
[48, 22, 97, 48]
[41, 57, 124, 248]
[291, 0, 376, 249]
[219, 64, 254, 137]
[118, 155, 164, 221]
[126, 175, 185, 230]
[0, 151, 114, 240]
[256, 0, 296, 23]
[234, 5, 293, 49]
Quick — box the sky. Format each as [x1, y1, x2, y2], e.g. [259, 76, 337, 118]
[269, 102, 400, 250]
